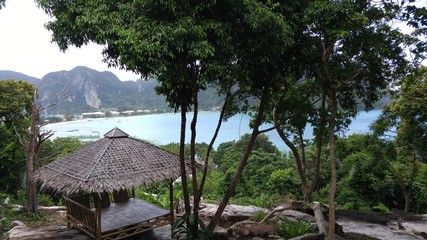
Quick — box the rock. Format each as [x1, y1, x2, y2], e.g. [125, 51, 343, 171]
[8, 225, 91, 240]
[199, 203, 268, 227]
[56, 210, 67, 219]
[212, 225, 229, 240]
[401, 220, 427, 237]
[9, 220, 26, 229]
[10, 204, 23, 211]
[337, 217, 424, 240]
[38, 206, 66, 214]
[288, 233, 325, 240]
[228, 220, 275, 239]
[276, 210, 316, 222]
[3, 197, 10, 207]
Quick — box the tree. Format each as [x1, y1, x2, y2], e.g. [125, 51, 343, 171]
[20, 90, 55, 213]
[0, 80, 35, 127]
[0, 124, 26, 194]
[0, 80, 35, 194]
[13, 87, 66, 214]
[335, 134, 396, 210]
[207, 0, 300, 230]
[374, 66, 427, 212]
[302, 1, 411, 237]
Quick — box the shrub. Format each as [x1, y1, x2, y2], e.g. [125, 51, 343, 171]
[276, 218, 317, 239]
[251, 211, 266, 222]
[172, 213, 213, 240]
[372, 203, 389, 213]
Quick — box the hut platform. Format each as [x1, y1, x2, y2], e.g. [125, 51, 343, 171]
[100, 198, 169, 233]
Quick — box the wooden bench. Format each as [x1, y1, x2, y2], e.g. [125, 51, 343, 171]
[64, 190, 170, 240]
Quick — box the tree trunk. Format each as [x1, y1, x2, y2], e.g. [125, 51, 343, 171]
[327, 93, 338, 240]
[310, 91, 327, 196]
[404, 193, 411, 213]
[26, 91, 38, 214]
[273, 107, 309, 204]
[188, 68, 200, 237]
[404, 154, 418, 213]
[179, 107, 191, 214]
[196, 86, 231, 204]
[207, 89, 269, 231]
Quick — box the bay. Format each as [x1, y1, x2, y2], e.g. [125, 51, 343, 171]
[42, 110, 382, 152]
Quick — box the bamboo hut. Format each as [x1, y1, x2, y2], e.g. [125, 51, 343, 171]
[35, 127, 186, 240]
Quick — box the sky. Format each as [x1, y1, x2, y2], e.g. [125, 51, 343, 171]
[0, 0, 141, 81]
[0, 1, 425, 81]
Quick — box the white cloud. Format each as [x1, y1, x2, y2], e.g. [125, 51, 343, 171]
[0, 0, 140, 81]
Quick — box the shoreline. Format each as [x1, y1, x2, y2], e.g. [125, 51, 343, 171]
[43, 110, 221, 128]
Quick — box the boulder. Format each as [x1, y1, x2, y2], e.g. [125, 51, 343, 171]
[8, 225, 91, 240]
[337, 217, 424, 240]
[212, 225, 228, 240]
[228, 220, 275, 239]
[276, 209, 316, 222]
[401, 219, 427, 238]
[9, 220, 26, 229]
[199, 203, 268, 227]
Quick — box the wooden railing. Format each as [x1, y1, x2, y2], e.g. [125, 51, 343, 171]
[65, 197, 97, 237]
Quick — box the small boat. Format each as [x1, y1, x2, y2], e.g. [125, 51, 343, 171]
[66, 129, 79, 132]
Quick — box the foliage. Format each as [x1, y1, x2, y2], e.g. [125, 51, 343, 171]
[198, 170, 222, 200]
[172, 213, 213, 240]
[266, 168, 300, 197]
[251, 211, 266, 222]
[211, 134, 287, 199]
[372, 203, 390, 213]
[335, 176, 370, 211]
[372, 66, 427, 212]
[39, 137, 85, 165]
[276, 218, 317, 239]
[0, 80, 35, 127]
[0, 191, 57, 231]
[336, 134, 396, 208]
[161, 142, 209, 160]
[390, 66, 427, 160]
[134, 184, 171, 209]
[0, 125, 26, 194]
[0, 80, 35, 194]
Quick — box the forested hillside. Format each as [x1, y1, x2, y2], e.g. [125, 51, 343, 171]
[0, 66, 225, 115]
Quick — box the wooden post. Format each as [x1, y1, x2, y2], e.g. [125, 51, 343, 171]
[169, 180, 174, 224]
[96, 200, 102, 240]
[64, 197, 70, 228]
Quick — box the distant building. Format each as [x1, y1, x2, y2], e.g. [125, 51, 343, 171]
[121, 110, 135, 115]
[136, 110, 151, 114]
[110, 111, 120, 116]
[82, 112, 105, 118]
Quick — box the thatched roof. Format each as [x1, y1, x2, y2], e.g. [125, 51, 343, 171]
[35, 127, 185, 195]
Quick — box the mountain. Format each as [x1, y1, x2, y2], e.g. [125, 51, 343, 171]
[0, 70, 40, 86]
[0, 66, 224, 115]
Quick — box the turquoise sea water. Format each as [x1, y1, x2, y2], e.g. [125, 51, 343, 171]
[42, 110, 382, 151]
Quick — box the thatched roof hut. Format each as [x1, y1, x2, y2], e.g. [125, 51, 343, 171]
[35, 127, 184, 195]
